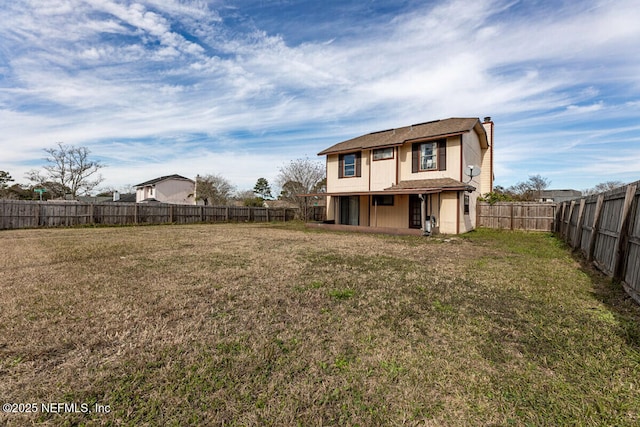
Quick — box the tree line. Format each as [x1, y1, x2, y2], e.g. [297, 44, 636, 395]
[479, 174, 626, 203]
[1, 142, 326, 220]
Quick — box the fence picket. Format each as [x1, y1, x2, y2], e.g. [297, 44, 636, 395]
[0, 201, 299, 231]
[477, 202, 556, 231]
[555, 180, 640, 305]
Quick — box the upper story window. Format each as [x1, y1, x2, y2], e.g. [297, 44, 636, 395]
[420, 143, 437, 171]
[373, 147, 394, 160]
[412, 139, 447, 173]
[339, 152, 361, 178]
[344, 153, 356, 176]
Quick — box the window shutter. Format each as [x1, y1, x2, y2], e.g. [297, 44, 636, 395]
[438, 140, 447, 171]
[412, 143, 419, 173]
[355, 152, 361, 177]
[338, 154, 344, 178]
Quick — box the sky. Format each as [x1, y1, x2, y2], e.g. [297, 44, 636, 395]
[1, 0, 639, 194]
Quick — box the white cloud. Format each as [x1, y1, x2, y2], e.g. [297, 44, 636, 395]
[566, 102, 605, 114]
[1, 0, 640, 192]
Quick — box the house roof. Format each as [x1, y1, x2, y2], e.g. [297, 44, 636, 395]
[134, 174, 194, 188]
[318, 117, 487, 156]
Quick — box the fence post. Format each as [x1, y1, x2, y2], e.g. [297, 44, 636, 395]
[510, 203, 515, 231]
[169, 204, 174, 223]
[555, 202, 562, 234]
[588, 194, 605, 262]
[565, 201, 576, 244]
[225, 206, 229, 222]
[573, 198, 586, 250]
[200, 205, 204, 223]
[614, 184, 637, 281]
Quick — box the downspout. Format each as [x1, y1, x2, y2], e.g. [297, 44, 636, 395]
[458, 134, 464, 234]
[395, 146, 400, 185]
[456, 192, 461, 235]
[368, 150, 372, 191]
[459, 135, 464, 182]
[368, 151, 372, 227]
[436, 193, 440, 234]
[419, 194, 429, 236]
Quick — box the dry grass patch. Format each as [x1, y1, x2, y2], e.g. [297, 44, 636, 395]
[1, 224, 639, 426]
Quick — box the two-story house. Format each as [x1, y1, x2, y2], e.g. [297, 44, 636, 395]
[317, 117, 494, 235]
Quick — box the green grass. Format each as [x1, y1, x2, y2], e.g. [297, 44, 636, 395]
[1, 224, 639, 426]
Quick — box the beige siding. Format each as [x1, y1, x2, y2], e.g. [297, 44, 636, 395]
[462, 132, 482, 189]
[370, 195, 409, 228]
[326, 195, 336, 221]
[326, 153, 370, 192]
[480, 121, 494, 194]
[461, 132, 483, 231]
[370, 150, 397, 191]
[398, 136, 461, 182]
[461, 194, 474, 233]
[359, 195, 369, 226]
[439, 192, 459, 234]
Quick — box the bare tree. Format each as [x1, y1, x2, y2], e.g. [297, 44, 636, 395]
[194, 174, 235, 205]
[25, 169, 71, 199]
[276, 158, 325, 220]
[507, 174, 551, 201]
[584, 181, 625, 195]
[31, 143, 105, 197]
[527, 174, 551, 201]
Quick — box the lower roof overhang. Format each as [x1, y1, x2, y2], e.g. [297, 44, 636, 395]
[300, 179, 475, 198]
[300, 187, 475, 198]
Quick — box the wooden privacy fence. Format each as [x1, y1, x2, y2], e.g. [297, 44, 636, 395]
[0, 200, 296, 230]
[477, 202, 556, 231]
[556, 180, 640, 305]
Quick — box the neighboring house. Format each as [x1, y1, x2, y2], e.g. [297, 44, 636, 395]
[539, 189, 581, 203]
[134, 174, 195, 205]
[317, 117, 494, 235]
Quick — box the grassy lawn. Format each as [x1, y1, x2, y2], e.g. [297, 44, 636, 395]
[1, 223, 639, 426]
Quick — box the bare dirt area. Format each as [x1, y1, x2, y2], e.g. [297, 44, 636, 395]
[1, 223, 639, 426]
